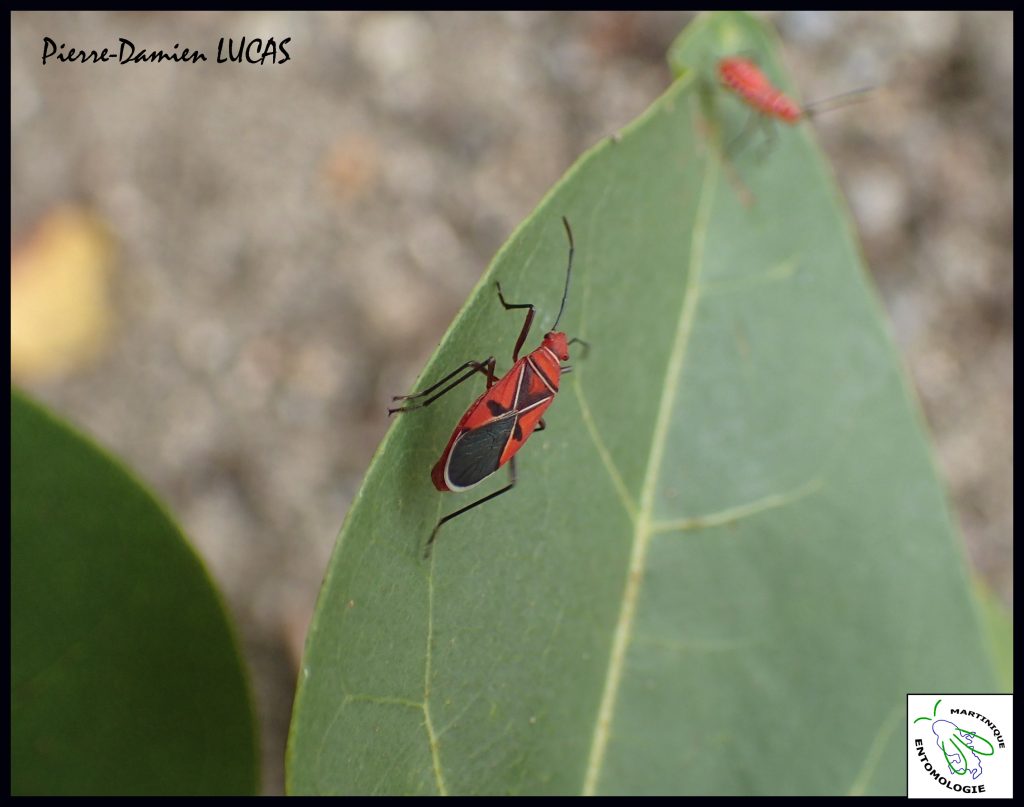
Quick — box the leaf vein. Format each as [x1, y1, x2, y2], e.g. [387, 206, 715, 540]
[848, 705, 902, 795]
[699, 257, 799, 296]
[573, 382, 638, 519]
[650, 477, 825, 535]
[569, 176, 636, 518]
[424, 503, 449, 795]
[423, 700, 447, 795]
[345, 693, 425, 710]
[581, 126, 719, 795]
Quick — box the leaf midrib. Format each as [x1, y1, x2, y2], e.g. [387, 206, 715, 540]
[581, 129, 720, 795]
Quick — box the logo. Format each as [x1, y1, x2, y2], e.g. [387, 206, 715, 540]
[907, 694, 1012, 798]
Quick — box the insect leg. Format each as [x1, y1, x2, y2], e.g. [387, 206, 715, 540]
[481, 356, 499, 388]
[754, 116, 777, 163]
[718, 122, 758, 207]
[535, 418, 546, 432]
[424, 456, 517, 558]
[392, 358, 489, 401]
[495, 282, 535, 362]
[727, 109, 760, 158]
[388, 357, 496, 415]
[568, 336, 590, 360]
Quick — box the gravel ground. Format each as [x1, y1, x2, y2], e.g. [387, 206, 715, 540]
[11, 11, 1012, 794]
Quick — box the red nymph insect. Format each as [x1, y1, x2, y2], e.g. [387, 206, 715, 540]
[389, 217, 585, 557]
[718, 56, 802, 123]
[718, 55, 871, 126]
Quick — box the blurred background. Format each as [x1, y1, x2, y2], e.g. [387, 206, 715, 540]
[11, 11, 1012, 794]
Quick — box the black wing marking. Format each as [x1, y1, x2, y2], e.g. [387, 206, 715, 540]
[446, 416, 517, 489]
[516, 361, 556, 409]
[525, 356, 559, 396]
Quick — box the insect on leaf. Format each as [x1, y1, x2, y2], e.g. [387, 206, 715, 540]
[288, 12, 1004, 796]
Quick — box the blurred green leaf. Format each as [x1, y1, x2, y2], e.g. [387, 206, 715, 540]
[11, 390, 258, 795]
[973, 577, 1013, 691]
[288, 12, 1003, 795]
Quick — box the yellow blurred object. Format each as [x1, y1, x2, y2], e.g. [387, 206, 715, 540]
[11, 207, 116, 381]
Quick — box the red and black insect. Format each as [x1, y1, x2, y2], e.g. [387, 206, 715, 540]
[389, 217, 585, 557]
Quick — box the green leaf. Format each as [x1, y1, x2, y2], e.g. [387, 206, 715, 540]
[973, 577, 1013, 691]
[288, 12, 1003, 795]
[11, 390, 259, 795]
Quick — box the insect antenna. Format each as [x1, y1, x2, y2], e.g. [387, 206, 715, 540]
[803, 85, 875, 118]
[551, 216, 575, 331]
